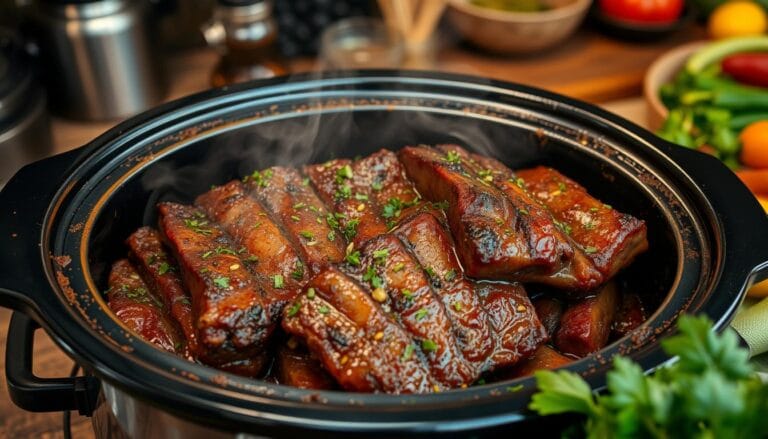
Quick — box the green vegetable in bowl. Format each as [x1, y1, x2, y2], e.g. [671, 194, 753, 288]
[529, 315, 768, 438]
[471, 0, 549, 12]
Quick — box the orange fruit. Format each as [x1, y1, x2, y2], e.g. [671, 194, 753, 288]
[708, 1, 768, 39]
[740, 120, 768, 168]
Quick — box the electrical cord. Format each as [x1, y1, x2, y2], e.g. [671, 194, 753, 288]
[62, 363, 81, 439]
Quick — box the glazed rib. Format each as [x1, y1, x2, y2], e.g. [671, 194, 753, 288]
[398, 145, 576, 286]
[275, 343, 336, 390]
[127, 227, 197, 357]
[502, 345, 573, 380]
[474, 281, 548, 370]
[246, 167, 345, 274]
[351, 234, 478, 386]
[516, 166, 648, 279]
[158, 202, 272, 373]
[612, 292, 646, 339]
[282, 267, 436, 393]
[107, 259, 184, 355]
[554, 281, 619, 357]
[304, 159, 388, 247]
[532, 296, 564, 338]
[394, 212, 495, 366]
[454, 146, 603, 291]
[355, 149, 424, 227]
[195, 180, 305, 316]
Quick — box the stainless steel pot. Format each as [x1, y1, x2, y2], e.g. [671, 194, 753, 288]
[30, 0, 167, 120]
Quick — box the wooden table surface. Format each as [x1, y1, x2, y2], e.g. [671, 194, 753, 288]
[0, 25, 686, 437]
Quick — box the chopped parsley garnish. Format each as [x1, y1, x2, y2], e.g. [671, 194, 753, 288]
[247, 169, 273, 188]
[318, 305, 330, 315]
[444, 269, 457, 282]
[345, 250, 361, 266]
[477, 169, 493, 181]
[273, 274, 284, 289]
[382, 198, 404, 219]
[291, 215, 300, 222]
[335, 164, 353, 183]
[371, 181, 383, 191]
[373, 248, 389, 263]
[424, 266, 436, 278]
[392, 262, 405, 272]
[511, 177, 526, 189]
[293, 202, 305, 209]
[415, 308, 428, 320]
[291, 262, 304, 280]
[453, 302, 463, 312]
[584, 222, 596, 230]
[363, 266, 383, 289]
[335, 184, 352, 201]
[402, 289, 414, 301]
[244, 255, 259, 263]
[326, 213, 340, 230]
[431, 200, 449, 210]
[557, 182, 567, 192]
[519, 208, 529, 216]
[421, 339, 438, 352]
[327, 230, 336, 241]
[299, 230, 315, 240]
[306, 287, 316, 299]
[158, 262, 171, 275]
[201, 250, 213, 259]
[342, 219, 359, 241]
[354, 193, 369, 201]
[215, 247, 237, 256]
[401, 344, 415, 362]
[213, 277, 230, 288]
[184, 218, 212, 235]
[302, 178, 310, 186]
[507, 384, 523, 393]
[590, 207, 599, 212]
[146, 254, 158, 265]
[444, 150, 461, 164]
[584, 246, 598, 254]
[287, 302, 301, 317]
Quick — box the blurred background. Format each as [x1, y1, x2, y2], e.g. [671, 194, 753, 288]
[2, 0, 768, 436]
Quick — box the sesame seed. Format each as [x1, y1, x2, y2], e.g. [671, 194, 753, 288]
[517, 305, 527, 312]
[372, 287, 387, 302]
[229, 264, 240, 271]
[374, 331, 384, 341]
[357, 203, 366, 211]
[340, 355, 349, 365]
[433, 385, 441, 393]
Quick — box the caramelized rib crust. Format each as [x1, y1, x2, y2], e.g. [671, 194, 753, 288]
[107, 259, 184, 354]
[516, 166, 649, 279]
[394, 212, 494, 365]
[456, 147, 604, 291]
[282, 267, 436, 393]
[246, 167, 345, 274]
[612, 292, 646, 339]
[158, 202, 272, 372]
[350, 234, 478, 386]
[304, 159, 388, 247]
[475, 281, 548, 370]
[502, 345, 573, 380]
[554, 282, 620, 357]
[195, 180, 305, 316]
[127, 227, 197, 357]
[398, 145, 572, 285]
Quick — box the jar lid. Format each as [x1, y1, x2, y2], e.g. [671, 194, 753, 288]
[0, 28, 34, 124]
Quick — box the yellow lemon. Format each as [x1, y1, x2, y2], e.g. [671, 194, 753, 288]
[708, 1, 768, 39]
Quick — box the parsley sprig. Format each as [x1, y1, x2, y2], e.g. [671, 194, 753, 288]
[529, 315, 768, 438]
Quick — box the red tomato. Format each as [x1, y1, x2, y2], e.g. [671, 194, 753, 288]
[599, 0, 684, 23]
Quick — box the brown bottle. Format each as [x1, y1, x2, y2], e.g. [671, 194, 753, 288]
[205, 0, 287, 87]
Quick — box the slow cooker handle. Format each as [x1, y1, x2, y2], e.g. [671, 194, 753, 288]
[660, 141, 768, 357]
[6, 312, 100, 415]
[0, 147, 84, 314]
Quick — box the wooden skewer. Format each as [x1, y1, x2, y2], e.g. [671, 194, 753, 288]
[410, 0, 447, 43]
[392, 0, 415, 37]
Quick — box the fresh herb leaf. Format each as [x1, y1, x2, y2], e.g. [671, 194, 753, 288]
[421, 339, 438, 352]
[157, 262, 170, 275]
[273, 274, 284, 289]
[287, 302, 301, 317]
[213, 277, 230, 288]
[345, 250, 361, 266]
[444, 150, 461, 164]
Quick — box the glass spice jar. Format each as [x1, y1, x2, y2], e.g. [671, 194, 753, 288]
[204, 0, 287, 87]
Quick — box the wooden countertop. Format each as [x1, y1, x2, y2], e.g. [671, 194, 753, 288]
[1, 25, 689, 437]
